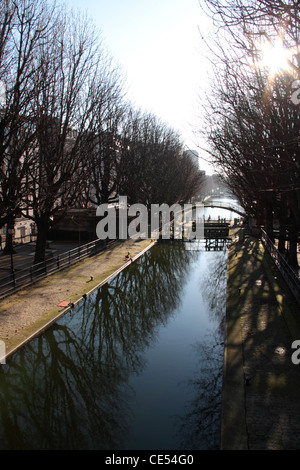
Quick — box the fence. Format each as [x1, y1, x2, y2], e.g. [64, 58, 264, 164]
[261, 228, 300, 306]
[0, 238, 112, 299]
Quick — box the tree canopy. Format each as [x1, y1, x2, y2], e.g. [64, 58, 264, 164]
[200, 0, 300, 267]
[0, 0, 202, 262]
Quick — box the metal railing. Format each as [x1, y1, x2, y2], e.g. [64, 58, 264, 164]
[261, 228, 300, 306]
[0, 238, 112, 299]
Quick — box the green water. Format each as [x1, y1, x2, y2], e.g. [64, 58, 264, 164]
[0, 241, 227, 450]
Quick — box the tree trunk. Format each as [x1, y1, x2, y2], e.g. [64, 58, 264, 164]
[34, 215, 49, 265]
[278, 223, 286, 254]
[3, 216, 15, 255]
[278, 193, 289, 253]
[265, 195, 275, 242]
[287, 224, 299, 269]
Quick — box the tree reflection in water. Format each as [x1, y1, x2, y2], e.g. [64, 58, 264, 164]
[174, 250, 227, 450]
[0, 242, 199, 450]
[174, 330, 225, 450]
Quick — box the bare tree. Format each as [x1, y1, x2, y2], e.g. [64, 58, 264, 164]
[201, 0, 300, 48]
[84, 64, 127, 206]
[199, 0, 300, 267]
[25, 7, 113, 264]
[0, 0, 203, 264]
[117, 109, 202, 208]
[0, 0, 54, 252]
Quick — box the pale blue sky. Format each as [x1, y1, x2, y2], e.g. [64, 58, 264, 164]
[66, 0, 211, 171]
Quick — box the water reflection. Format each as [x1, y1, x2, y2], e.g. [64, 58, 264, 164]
[0, 242, 226, 450]
[171, 248, 226, 450]
[173, 331, 224, 450]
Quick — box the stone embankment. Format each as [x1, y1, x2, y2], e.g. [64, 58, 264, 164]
[0, 238, 155, 361]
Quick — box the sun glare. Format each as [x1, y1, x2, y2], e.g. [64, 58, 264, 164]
[259, 40, 292, 75]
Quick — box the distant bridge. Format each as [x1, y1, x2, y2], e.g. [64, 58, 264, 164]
[203, 203, 246, 217]
[200, 199, 246, 217]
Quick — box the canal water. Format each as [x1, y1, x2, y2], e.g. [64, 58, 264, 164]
[0, 240, 228, 450]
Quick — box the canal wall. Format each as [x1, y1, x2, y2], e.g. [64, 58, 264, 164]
[222, 227, 300, 450]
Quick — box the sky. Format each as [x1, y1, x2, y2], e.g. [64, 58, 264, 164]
[65, 0, 213, 173]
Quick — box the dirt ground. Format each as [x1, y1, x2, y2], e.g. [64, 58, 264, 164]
[0, 238, 155, 358]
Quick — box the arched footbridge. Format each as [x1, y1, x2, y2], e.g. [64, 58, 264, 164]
[201, 200, 246, 217]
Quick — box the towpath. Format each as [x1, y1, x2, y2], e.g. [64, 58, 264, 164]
[0, 238, 155, 360]
[222, 228, 300, 450]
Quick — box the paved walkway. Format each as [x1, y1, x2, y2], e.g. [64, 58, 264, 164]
[0, 238, 155, 360]
[222, 228, 300, 450]
[0, 240, 86, 280]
